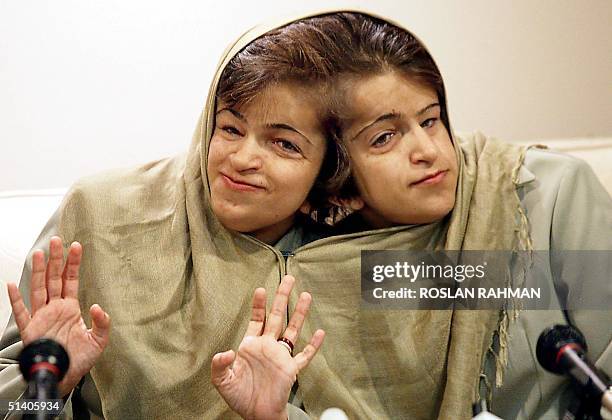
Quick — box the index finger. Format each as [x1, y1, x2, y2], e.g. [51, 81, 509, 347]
[262, 275, 295, 338]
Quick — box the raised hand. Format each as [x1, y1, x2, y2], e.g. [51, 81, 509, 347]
[211, 275, 325, 420]
[6, 236, 110, 397]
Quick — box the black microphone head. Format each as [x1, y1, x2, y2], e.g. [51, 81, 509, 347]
[19, 338, 70, 381]
[536, 324, 587, 375]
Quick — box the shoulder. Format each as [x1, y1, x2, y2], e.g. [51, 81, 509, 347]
[521, 146, 608, 202]
[520, 147, 612, 250]
[522, 147, 593, 182]
[71, 154, 185, 192]
[60, 155, 187, 230]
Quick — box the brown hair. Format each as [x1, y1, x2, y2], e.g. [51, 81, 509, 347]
[299, 12, 450, 199]
[216, 21, 347, 212]
[216, 12, 448, 211]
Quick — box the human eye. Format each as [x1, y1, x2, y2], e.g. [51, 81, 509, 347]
[273, 139, 303, 155]
[420, 118, 438, 129]
[220, 125, 242, 137]
[370, 131, 395, 148]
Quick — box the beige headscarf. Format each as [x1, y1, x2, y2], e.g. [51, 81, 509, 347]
[52, 10, 528, 419]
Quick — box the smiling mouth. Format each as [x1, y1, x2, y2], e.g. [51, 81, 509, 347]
[220, 174, 265, 192]
[411, 170, 448, 186]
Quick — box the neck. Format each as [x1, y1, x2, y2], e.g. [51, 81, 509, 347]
[359, 207, 395, 229]
[249, 215, 296, 244]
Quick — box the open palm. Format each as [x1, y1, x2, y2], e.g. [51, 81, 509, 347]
[7, 236, 110, 397]
[212, 276, 325, 420]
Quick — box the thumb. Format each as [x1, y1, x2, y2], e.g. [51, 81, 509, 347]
[7, 282, 31, 333]
[211, 350, 235, 387]
[90, 304, 111, 347]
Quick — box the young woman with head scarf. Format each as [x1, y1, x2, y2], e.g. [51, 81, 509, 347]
[0, 14, 345, 419]
[210, 11, 612, 420]
[318, 14, 612, 419]
[2, 9, 611, 420]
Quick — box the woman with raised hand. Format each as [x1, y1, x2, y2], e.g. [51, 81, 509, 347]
[0, 13, 343, 419]
[4, 10, 611, 420]
[317, 14, 612, 419]
[212, 11, 612, 420]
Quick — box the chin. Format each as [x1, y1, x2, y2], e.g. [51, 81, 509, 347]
[220, 217, 279, 236]
[211, 201, 251, 232]
[425, 200, 455, 223]
[213, 206, 281, 235]
[392, 200, 456, 225]
[418, 208, 453, 224]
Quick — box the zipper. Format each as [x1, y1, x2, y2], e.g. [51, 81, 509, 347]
[281, 251, 294, 279]
[237, 233, 288, 279]
[282, 252, 294, 330]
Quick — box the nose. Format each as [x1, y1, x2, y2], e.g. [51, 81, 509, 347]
[229, 135, 263, 172]
[408, 126, 438, 165]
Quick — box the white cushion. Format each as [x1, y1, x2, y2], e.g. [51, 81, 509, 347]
[0, 189, 66, 335]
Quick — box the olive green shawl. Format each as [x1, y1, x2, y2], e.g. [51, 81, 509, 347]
[51, 10, 527, 419]
[291, 132, 527, 419]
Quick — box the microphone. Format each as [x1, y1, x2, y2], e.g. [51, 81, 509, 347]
[536, 324, 612, 415]
[472, 399, 503, 419]
[19, 338, 70, 420]
[320, 408, 349, 420]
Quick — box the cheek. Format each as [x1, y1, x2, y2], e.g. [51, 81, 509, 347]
[351, 160, 388, 200]
[346, 148, 371, 188]
[294, 161, 320, 188]
[441, 142, 459, 196]
[444, 145, 458, 173]
[207, 137, 225, 172]
[274, 160, 321, 201]
[437, 132, 456, 164]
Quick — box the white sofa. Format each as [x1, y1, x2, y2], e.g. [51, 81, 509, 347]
[1, 138, 612, 336]
[0, 189, 67, 335]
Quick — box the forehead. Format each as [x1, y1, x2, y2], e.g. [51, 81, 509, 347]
[348, 71, 438, 121]
[231, 82, 325, 130]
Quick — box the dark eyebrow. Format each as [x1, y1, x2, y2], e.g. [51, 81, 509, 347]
[215, 109, 313, 146]
[266, 123, 312, 145]
[216, 107, 246, 122]
[416, 103, 440, 117]
[350, 104, 440, 142]
[351, 112, 401, 141]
